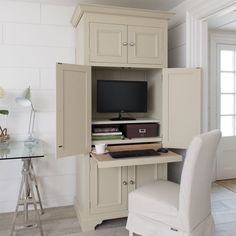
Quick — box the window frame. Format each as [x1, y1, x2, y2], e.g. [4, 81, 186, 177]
[217, 44, 236, 136]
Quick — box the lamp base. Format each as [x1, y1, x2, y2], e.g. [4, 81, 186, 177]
[24, 135, 37, 147]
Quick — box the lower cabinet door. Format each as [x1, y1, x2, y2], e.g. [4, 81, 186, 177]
[134, 163, 168, 188]
[90, 158, 128, 214]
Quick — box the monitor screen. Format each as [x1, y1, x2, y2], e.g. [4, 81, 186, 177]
[97, 80, 147, 113]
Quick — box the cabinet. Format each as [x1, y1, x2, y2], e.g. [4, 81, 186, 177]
[56, 3, 201, 232]
[71, 4, 173, 68]
[90, 23, 164, 66]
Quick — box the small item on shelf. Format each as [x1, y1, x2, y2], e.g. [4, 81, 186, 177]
[95, 143, 107, 154]
[124, 123, 159, 139]
[157, 147, 168, 153]
[92, 131, 122, 136]
[92, 134, 124, 141]
[92, 125, 123, 140]
[93, 126, 120, 133]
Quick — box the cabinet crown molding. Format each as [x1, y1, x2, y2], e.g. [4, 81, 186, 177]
[71, 3, 175, 27]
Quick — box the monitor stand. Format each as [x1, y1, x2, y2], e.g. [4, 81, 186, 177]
[110, 112, 136, 121]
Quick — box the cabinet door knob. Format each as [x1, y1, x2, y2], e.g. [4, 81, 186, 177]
[58, 145, 63, 148]
[129, 42, 135, 46]
[129, 180, 135, 185]
[123, 181, 128, 185]
[122, 42, 128, 46]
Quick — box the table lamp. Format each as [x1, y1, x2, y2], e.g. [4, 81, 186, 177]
[16, 87, 36, 146]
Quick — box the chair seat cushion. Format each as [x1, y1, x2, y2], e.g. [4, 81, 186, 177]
[129, 180, 181, 228]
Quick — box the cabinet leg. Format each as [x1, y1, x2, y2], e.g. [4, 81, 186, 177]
[129, 231, 134, 236]
[79, 218, 103, 232]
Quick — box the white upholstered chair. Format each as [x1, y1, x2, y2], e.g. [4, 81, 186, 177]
[126, 130, 221, 236]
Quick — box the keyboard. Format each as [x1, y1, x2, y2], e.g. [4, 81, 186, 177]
[110, 149, 160, 158]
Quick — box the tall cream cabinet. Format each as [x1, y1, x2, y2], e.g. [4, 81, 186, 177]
[56, 4, 201, 232]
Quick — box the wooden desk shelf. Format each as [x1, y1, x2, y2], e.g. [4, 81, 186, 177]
[92, 136, 162, 145]
[90, 143, 182, 168]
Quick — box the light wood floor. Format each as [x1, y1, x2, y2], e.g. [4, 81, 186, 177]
[212, 184, 236, 236]
[0, 184, 236, 236]
[216, 179, 236, 193]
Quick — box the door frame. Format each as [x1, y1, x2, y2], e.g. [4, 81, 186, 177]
[185, 1, 236, 181]
[186, 0, 236, 132]
[169, 0, 236, 180]
[170, 0, 236, 132]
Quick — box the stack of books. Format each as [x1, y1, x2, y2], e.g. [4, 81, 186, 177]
[92, 127, 124, 141]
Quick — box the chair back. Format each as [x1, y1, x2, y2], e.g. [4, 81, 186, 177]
[179, 130, 221, 231]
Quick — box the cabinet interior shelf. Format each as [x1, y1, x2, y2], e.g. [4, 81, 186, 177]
[92, 118, 161, 145]
[92, 118, 160, 125]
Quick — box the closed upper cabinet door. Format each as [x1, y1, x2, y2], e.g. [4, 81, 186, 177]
[128, 25, 164, 65]
[162, 68, 201, 149]
[90, 23, 127, 64]
[56, 63, 91, 158]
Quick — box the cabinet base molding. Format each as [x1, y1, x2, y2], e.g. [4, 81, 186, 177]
[74, 198, 128, 232]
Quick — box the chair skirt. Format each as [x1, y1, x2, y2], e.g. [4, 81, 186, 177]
[126, 213, 215, 236]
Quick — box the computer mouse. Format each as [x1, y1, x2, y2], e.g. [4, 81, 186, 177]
[158, 147, 168, 153]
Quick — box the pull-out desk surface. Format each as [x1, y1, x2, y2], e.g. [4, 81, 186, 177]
[90, 143, 182, 168]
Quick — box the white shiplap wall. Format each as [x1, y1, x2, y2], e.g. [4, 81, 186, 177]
[0, 1, 77, 213]
[168, 23, 186, 68]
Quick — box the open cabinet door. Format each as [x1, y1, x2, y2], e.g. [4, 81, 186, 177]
[56, 63, 91, 158]
[162, 68, 201, 149]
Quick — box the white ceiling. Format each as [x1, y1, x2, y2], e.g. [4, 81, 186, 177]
[12, 0, 185, 11]
[208, 11, 236, 31]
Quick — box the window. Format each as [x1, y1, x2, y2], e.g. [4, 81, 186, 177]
[218, 46, 236, 136]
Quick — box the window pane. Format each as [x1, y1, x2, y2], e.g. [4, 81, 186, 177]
[221, 72, 235, 93]
[221, 50, 234, 71]
[221, 94, 234, 115]
[221, 116, 234, 136]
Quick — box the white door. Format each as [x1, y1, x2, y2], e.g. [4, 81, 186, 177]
[56, 63, 91, 158]
[213, 45, 236, 180]
[128, 25, 164, 65]
[89, 23, 127, 64]
[162, 68, 201, 149]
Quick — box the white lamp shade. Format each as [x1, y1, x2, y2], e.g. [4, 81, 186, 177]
[15, 97, 32, 107]
[15, 87, 33, 107]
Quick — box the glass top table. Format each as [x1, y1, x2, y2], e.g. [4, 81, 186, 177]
[0, 140, 44, 160]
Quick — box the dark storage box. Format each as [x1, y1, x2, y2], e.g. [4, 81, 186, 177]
[124, 123, 159, 139]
